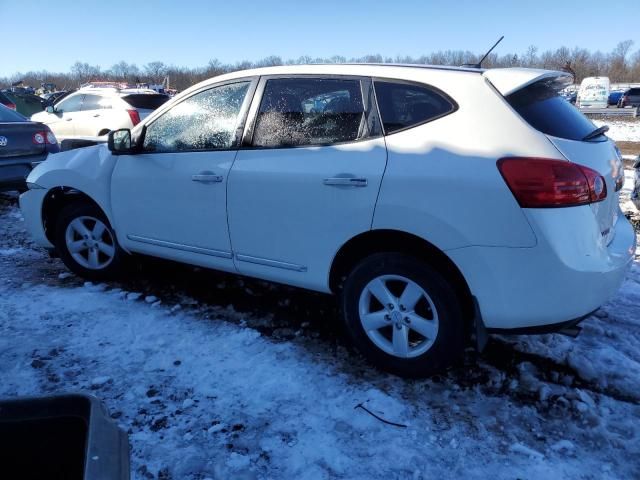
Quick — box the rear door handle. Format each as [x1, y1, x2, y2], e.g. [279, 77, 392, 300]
[192, 173, 223, 183]
[323, 177, 368, 187]
[93, 114, 100, 117]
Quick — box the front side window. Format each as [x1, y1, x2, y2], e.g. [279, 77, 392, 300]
[374, 81, 455, 134]
[55, 94, 84, 113]
[252, 78, 365, 148]
[143, 81, 250, 153]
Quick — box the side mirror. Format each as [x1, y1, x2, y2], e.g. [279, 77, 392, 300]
[108, 129, 133, 154]
[45, 105, 55, 114]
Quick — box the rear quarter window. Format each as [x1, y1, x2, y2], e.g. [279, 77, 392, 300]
[507, 80, 600, 141]
[373, 81, 456, 134]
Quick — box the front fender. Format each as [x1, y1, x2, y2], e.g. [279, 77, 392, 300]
[27, 144, 117, 226]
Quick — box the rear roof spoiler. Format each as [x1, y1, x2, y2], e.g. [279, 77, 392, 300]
[483, 68, 573, 96]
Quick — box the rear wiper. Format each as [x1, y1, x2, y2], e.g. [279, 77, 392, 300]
[582, 125, 609, 141]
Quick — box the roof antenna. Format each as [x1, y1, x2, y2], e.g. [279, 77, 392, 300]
[462, 36, 504, 69]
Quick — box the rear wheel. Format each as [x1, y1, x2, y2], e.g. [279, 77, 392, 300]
[341, 253, 464, 377]
[55, 202, 125, 281]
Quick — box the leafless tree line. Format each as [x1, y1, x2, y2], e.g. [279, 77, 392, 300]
[3, 40, 639, 92]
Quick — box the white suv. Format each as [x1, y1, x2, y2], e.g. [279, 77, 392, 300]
[20, 64, 636, 376]
[31, 87, 169, 140]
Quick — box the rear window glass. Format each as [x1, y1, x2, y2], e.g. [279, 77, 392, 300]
[507, 80, 600, 141]
[373, 81, 455, 134]
[0, 104, 27, 122]
[628, 89, 640, 95]
[122, 94, 169, 110]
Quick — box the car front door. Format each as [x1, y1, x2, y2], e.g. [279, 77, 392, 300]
[227, 76, 387, 291]
[48, 93, 84, 139]
[110, 79, 257, 272]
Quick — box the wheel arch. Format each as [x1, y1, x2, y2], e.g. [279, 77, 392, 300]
[329, 229, 475, 326]
[41, 187, 111, 246]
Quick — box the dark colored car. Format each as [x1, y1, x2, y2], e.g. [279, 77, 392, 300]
[608, 91, 624, 106]
[0, 91, 16, 111]
[561, 91, 577, 104]
[1, 90, 45, 117]
[618, 88, 640, 108]
[42, 90, 72, 107]
[0, 104, 59, 192]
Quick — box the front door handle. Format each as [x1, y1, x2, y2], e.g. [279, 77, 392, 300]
[65, 118, 73, 121]
[192, 172, 223, 183]
[323, 177, 368, 187]
[93, 114, 100, 117]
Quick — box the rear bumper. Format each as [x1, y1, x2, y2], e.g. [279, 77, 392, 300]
[448, 205, 636, 330]
[19, 188, 53, 249]
[0, 154, 47, 192]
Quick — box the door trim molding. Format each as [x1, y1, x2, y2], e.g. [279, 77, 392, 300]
[235, 253, 307, 272]
[127, 235, 233, 259]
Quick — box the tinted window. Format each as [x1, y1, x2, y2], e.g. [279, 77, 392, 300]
[143, 81, 250, 153]
[81, 94, 110, 111]
[374, 81, 455, 134]
[252, 78, 364, 147]
[55, 94, 84, 113]
[628, 89, 640, 96]
[122, 94, 169, 110]
[0, 104, 27, 122]
[507, 80, 600, 141]
[0, 91, 13, 105]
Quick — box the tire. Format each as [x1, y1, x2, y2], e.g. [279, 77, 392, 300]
[55, 201, 126, 281]
[341, 253, 465, 377]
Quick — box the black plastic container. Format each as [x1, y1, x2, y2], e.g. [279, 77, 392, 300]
[0, 394, 129, 479]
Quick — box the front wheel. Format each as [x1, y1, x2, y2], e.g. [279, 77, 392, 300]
[341, 253, 465, 377]
[55, 202, 126, 281]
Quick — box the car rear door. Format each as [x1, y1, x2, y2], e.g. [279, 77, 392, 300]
[227, 75, 386, 292]
[111, 79, 257, 273]
[76, 94, 108, 136]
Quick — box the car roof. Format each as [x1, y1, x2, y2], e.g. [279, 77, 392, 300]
[173, 64, 570, 102]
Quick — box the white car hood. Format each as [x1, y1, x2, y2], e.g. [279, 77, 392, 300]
[28, 143, 116, 188]
[483, 68, 573, 96]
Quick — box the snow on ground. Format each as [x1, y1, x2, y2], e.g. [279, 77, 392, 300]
[592, 118, 640, 142]
[1, 191, 640, 479]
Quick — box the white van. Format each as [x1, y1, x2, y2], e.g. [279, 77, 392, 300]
[577, 76, 610, 108]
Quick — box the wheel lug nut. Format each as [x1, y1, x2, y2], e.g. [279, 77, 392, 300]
[395, 323, 402, 330]
[388, 304, 394, 310]
[404, 317, 411, 323]
[384, 314, 391, 321]
[399, 305, 406, 311]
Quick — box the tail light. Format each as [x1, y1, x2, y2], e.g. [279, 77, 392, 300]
[32, 131, 58, 145]
[126, 109, 140, 126]
[7, 102, 16, 110]
[497, 157, 607, 208]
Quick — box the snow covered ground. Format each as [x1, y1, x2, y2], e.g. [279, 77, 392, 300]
[1, 181, 639, 479]
[592, 118, 640, 142]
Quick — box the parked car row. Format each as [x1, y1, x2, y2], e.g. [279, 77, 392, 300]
[17, 64, 635, 377]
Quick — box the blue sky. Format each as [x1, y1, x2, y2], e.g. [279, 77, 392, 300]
[2, 0, 638, 76]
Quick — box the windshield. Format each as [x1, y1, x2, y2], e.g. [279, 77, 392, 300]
[506, 79, 603, 141]
[0, 104, 27, 122]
